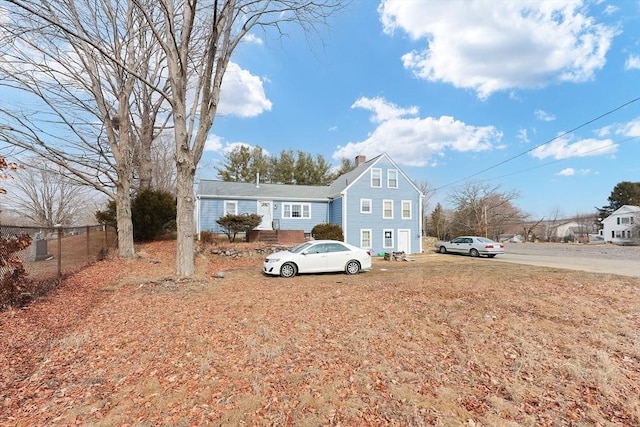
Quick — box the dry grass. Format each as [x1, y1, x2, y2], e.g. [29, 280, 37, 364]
[1, 241, 638, 426]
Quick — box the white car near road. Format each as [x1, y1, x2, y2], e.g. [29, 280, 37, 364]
[263, 240, 372, 278]
[436, 236, 504, 258]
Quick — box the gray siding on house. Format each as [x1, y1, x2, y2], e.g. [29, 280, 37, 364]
[274, 200, 329, 233]
[198, 197, 329, 234]
[328, 197, 343, 226]
[342, 156, 422, 254]
[195, 154, 423, 253]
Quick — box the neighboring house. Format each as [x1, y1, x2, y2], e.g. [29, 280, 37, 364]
[550, 220, 597, 243]
[599, 205, 640, 244]
[196, 153, 424, 254]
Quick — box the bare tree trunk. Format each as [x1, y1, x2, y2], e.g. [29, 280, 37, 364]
[175, 159, 196, 276]
[115, 180, 135, 258]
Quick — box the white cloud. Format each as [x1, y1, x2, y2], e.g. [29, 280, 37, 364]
[218, 62, 272, 117]
[379, 0, 617, 99]
[204, 134, 223, 152]
[242, 33, 264, 46]
[535, 109, 556, 121]
[557, 167, 575, 176]
[556, 167, 591, 176]
[333, 97, 502, 166]
[517, 129, 530, 143]
[617, 117, 640, 137]
[625, 55, 640, 70]
[351, 96, 419, 123]
[595, 117, 640, 138]
[531, 135, 616, 160]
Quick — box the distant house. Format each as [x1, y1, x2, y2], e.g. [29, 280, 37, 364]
[600, 205, 640, 244]
[195, 153, 424, 254]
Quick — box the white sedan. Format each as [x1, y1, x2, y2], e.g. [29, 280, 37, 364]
[263, 240, 372, 278]
[436, 236, 504, 258]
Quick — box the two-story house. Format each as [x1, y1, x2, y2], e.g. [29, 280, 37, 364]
[600, 205, 640, 244]
[195, 153, 424, 254]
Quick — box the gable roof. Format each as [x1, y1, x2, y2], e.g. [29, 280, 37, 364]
[612, 205, 640, 214]
[197, 153, 423, 201]
[197, 180, 330, 201]
[328, 153, 422, 197]
[328, 154, 383, 196]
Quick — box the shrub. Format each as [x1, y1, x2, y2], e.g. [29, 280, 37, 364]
[132, 189, 177, 242]
[0, 233, 32, 310]
[95, 200, 117, 228]
[200, 230, 217, 244]
[312, 223, 343, 241]
[216, 213, 262, 242]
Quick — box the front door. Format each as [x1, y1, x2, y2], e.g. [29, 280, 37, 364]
[256, 201, 273, 230]
[398, 229, 411, 254]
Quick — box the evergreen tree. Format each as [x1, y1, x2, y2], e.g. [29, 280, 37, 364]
[597, 181, 640, 219]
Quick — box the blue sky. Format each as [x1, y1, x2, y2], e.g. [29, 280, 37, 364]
[201, 0, 640, 219]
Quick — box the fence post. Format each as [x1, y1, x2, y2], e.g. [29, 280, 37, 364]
[86, 225, 90, 264]
[56, 226, 62, 279]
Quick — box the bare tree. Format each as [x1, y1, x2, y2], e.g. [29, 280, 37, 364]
[449, 181, 522, 240]
[2, 0, 346, 275]
[136, 0, 346, 275]
[0, 0, 171, 257]
[149, 132, 177, 193]
[6, 159, 90, 226]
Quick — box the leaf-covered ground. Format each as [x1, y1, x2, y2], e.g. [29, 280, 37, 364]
[1, 240, 639, 426]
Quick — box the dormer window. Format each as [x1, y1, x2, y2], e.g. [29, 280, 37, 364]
[388, 169, 398, 188]
[371, 168, 381, 188]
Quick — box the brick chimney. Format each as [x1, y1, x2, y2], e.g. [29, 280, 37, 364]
[355, 155, 366, 166]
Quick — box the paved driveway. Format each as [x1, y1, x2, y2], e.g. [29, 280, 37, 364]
[493, 243, 640, 277]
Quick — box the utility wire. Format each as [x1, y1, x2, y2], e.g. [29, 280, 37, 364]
[483, 135, 639, 182]
[434, 96, 640, 191]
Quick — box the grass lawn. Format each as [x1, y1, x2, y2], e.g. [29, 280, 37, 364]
[1, 240, 638, 426]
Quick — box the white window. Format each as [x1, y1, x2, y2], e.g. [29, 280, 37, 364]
[361, 229, 372, 249]
[360, 198, 372, 214]
[401, 200, 411, 219]
[282, 203, 311, 219]
[387, 169, 398, 188]
[383, 229, 394, 248]
[224, 200, 238, 215]
[383, 199, 393, 219]
[371, 168, 382, 188]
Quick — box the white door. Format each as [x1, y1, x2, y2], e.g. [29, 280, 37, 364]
[398, 229, 411, 254]
[256, 201, 273, 230]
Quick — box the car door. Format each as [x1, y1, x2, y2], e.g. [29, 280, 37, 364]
[323, 242, 351, 272]
[297, 243, 328, 273]
[448, 237, 466, 253]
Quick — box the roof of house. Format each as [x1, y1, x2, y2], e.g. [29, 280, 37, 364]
[327, 154, 383, 196]
[196, 180, 331, 200]
[197, 153, 421, 201]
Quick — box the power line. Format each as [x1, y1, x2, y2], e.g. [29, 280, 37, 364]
[434, 96, 640, 191]
[483, 135, 639, 182]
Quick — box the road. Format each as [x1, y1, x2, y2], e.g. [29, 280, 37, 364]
[492, 243, 640, 278]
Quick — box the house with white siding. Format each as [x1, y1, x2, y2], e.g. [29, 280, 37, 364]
[195, 153, 424, 254]
[599, 205, 640, 244]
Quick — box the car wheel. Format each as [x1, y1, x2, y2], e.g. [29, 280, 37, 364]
[487, 254, 496, 258]
[345, 260, 361, 275]
[470, 248, 480, 257]
[438, 246, 447, 254]
[280, 262, 297, 278]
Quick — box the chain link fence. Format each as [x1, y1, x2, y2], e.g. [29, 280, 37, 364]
[1, 224, 117, 296]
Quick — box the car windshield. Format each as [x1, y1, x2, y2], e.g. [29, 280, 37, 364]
[289, 242, 314, 254]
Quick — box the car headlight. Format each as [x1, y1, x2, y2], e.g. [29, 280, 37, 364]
[265, 258, 280, 263]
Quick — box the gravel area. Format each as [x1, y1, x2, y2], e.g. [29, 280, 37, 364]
[503, 242, 640, 261]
